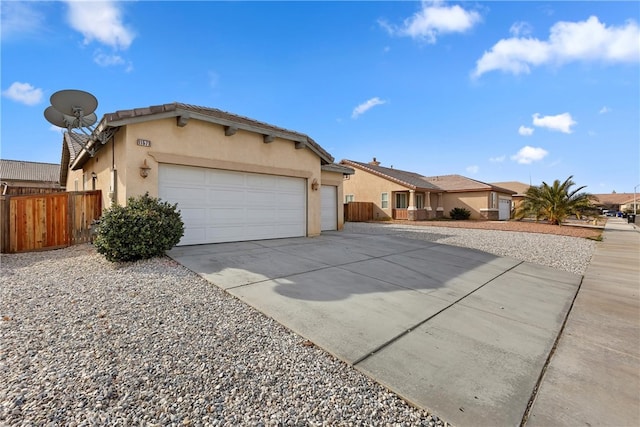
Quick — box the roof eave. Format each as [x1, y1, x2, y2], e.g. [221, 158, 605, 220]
[105, 107, 334, 165]
[322, 163, 355, 174]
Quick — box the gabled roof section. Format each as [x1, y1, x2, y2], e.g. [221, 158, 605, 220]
[102, 102, 334, 164]
[0, 159, 60, 183]
[592, 193, 635, 205]
[423, 175, 516, 194]
[340, 159, 440, 190]
[491, 181, 530, 196]
[60, 132, 89, 185]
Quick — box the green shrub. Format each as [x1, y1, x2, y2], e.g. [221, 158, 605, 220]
[449, 207, 471, 220]
[94, 193, 184, 262]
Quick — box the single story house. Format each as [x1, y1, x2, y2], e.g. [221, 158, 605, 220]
[0, 159, 63, 195]
[61, 102, 353, 245]
[340, 158, 515, 221]
[592, 193, 636, 213]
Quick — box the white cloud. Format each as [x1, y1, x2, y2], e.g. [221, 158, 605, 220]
[473, 16, 640, 77]
[352, 97, 386, 119]
[1, 2, 46, 39]
[489, 155, 506, 163]
[466, 165, 479, 174]
[379, 1, 481, 43]
[509, 21, 532, 37]
[2, 82, 43, 105]
[599, 106, 611, 114]
[532, 112, 577, 134]
[65, 0, 135, 50]
[518, 125, 534, 136]
[93, 51, 125, 67]
[511, 146, 549, 164]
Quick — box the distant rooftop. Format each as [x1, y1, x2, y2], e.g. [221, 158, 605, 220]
[0, 159, 61, 183]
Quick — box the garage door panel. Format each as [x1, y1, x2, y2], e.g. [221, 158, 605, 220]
[210, 188, 246, 204]
[162, 186, 203, 203]
[246, 174, 277, 188]
[321, 185, 337, 231]
[159, 165, 306, 245]
[207, 169, 244, 186]
[165, 166, 206, 184]
[277, 177, 304, 191]
[180, 208, 207, 224]
[247, 191, 278, 206]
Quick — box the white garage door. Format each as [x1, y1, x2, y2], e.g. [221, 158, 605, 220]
[499, 198, 512, 220]
[159, 164, 306, 245]
[321, 185, 337, 231]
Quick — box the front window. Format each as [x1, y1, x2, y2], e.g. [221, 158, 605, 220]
[381, 192, 389, 208]
[490, 192, 498, 209]
[345, 194, 355, 203]
[416, 194, 424, 209]
[395, 193, 408, 209]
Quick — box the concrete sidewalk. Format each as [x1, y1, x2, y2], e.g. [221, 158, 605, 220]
[527, 218, 640, 426]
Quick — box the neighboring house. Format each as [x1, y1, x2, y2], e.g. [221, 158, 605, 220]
[491, 181, 530, 212]
[61, 102, 353, 245]
[0, 159, 63, 195]
[592, 193, 635, 213]
[620, 197, 639, 213]
[340, 159, 515, 221]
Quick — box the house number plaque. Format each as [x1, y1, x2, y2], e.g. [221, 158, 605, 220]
[137, 139, 151, 147]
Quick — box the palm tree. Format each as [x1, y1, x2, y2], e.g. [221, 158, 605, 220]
[517, 176, 594, 225]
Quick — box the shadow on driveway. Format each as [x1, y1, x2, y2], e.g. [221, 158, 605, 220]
[168, 230, 582, 427]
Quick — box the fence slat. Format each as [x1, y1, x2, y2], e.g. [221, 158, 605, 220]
[1, 191, 101, 253]
[344, 202, 373, 222]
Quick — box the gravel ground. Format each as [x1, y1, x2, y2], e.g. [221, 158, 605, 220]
[1, 245, 445, 427]
[345, 222, 595, 275]
[0, 226, 596, 426]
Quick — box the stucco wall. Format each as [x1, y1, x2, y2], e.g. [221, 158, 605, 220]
[342, 167, 412, 219]
[72, 117, 329, 237]
[441, 192, 489, 220]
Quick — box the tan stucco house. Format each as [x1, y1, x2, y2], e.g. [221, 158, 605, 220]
[61, 102, 353, 245]
[340, 159, 515, 221]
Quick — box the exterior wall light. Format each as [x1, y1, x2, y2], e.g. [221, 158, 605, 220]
[140, 159, 151, 178]
[311, 178, 319, 191]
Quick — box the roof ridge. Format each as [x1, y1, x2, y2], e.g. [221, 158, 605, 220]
[0, 159, 61, 166]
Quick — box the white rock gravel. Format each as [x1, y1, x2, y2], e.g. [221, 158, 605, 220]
[345, 222, 595, 275]
[1, 244, 446, 427]
[0, 225, 594, 426]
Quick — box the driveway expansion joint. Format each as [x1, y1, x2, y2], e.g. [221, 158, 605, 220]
[351, 260, 525, 366]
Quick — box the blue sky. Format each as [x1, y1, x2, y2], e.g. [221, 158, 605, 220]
[2, 1, 639, 193]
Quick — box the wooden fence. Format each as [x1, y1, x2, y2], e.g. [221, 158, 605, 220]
[344, 202, 373, 222]
[0, 191, 102, 253]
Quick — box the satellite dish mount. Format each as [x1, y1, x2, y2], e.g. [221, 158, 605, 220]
[44, 89, 104, 156]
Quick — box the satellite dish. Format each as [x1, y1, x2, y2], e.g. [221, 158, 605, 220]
[50, 89, 98, 116]
[76, 112, 97, 127]
[44, 106, 68, 128]
[44, 107, 97, 128]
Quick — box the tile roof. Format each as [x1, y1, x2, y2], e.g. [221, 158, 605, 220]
[341, 160, 516, 194]
[0, 159, 60, 182]
[340, 160, 440, 190]
[592, 193, 635, 205]
[423, 174, 515, 194]
[60, 132, 88, 185]
[102, 102, 333, 164]
[491, 181, 531, 196]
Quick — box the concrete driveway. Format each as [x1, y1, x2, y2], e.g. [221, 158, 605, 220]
[168, 230, 581, 426]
